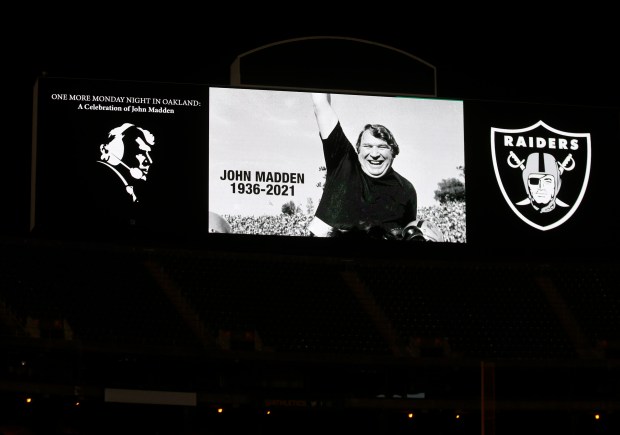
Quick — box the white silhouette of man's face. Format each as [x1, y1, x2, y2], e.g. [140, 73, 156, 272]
[100, 124, 155, 181]
[132, 137, 153, 180]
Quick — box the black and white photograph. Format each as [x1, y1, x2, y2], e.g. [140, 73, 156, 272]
[209, 87, 465, 243]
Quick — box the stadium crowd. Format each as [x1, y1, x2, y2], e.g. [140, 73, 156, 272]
[224, 201, 466, 243]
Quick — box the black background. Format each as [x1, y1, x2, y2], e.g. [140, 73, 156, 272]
[464, 100, 619, 259]
[32, 77, 210, 245]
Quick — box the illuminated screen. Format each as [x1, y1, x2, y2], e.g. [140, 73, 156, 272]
[31, 77, 210, 245]
[31, 77, 619, 260]
[208, 87, 466, 245]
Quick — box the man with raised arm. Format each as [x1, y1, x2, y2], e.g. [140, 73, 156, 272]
[308, 93, 417, 238]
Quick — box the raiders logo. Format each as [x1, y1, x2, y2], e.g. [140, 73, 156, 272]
[491, 121, 591, 231]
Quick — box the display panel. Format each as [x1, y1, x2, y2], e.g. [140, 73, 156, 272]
[208, 87, 466, 245]
[31, 77, 619, 261]
[31, 76, 210, 245]
[463, 100, 620, 260]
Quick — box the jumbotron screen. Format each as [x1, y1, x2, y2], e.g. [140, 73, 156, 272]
[31, 77, 620, 260]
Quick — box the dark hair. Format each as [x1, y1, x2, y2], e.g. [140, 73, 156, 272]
[355, 124, 400, 157]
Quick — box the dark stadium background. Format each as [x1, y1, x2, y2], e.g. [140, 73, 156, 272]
[2, 7, 619, 435]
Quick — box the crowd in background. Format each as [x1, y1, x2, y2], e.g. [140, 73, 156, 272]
[224, 201, 466, 243]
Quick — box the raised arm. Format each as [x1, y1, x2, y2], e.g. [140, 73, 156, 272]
[311, 93, 339, 139]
